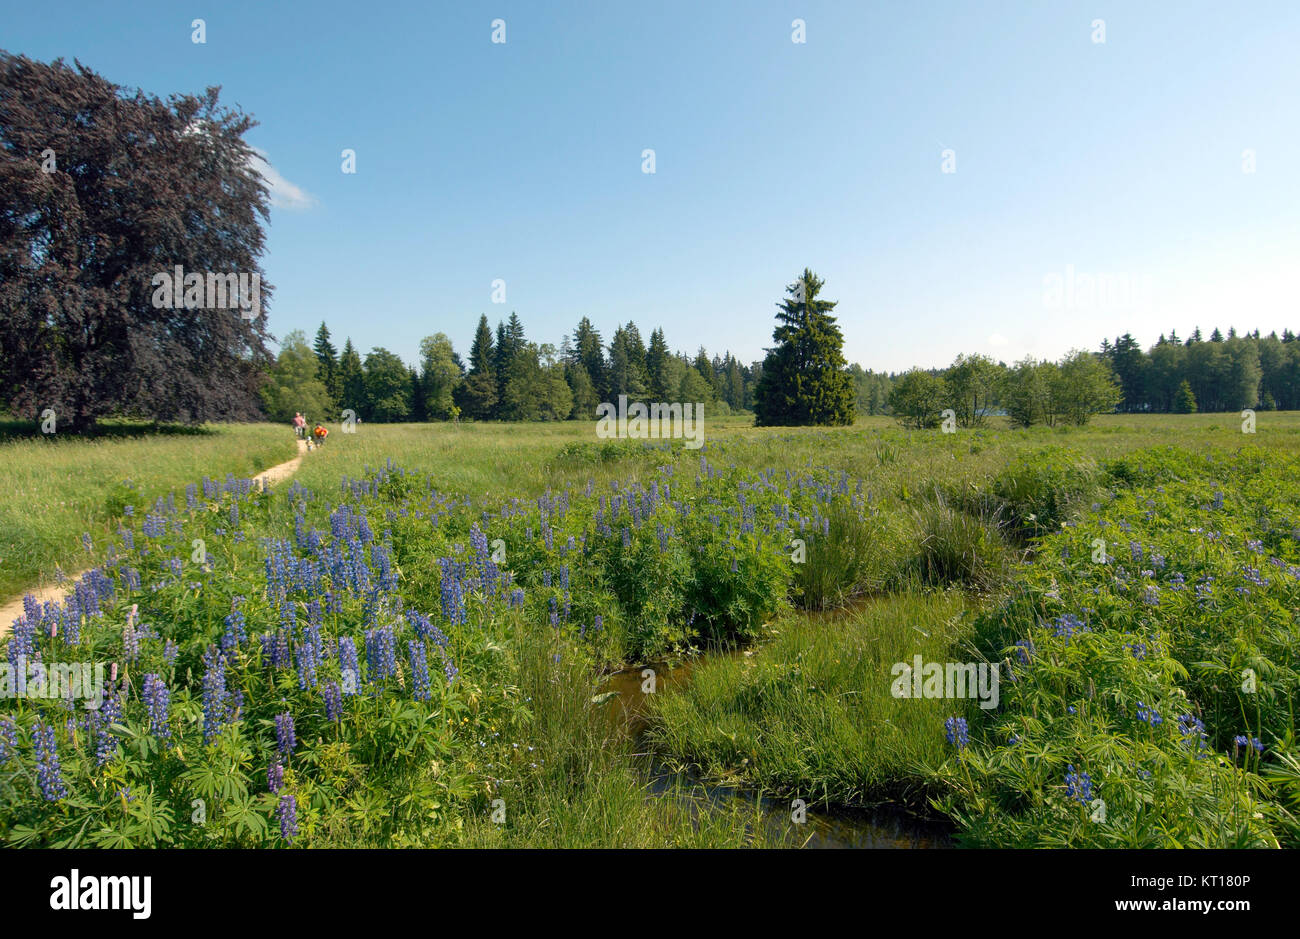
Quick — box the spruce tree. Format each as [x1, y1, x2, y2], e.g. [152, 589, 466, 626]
[454, 315, 499, 420]
[313, 322, 340, 407]
[753, 269, 855, 426]
[337, 338, 366, 421]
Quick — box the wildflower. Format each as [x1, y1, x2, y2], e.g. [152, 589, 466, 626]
[439, 647, 458, 684]
[0, 716, 18, 766]
[163, 639, 179, 666]
[33, 721, 69, 801]
[1064, 764, 1093, 805]
[268, 760, 284, 793]
[222, 609, 246, 654]
[200, 647, 230, 744]
[141, 673, 171, 740]
[1177, 714, 1206, 751]
[338, 636, 360, 694]
[94, 685, 124, 765]
[278, 793, 298, 843]
[322, 681, 343, 722]
[1135, 701, 1163, 727]
[1233, 735, 1264, 755]
[944, 716, 969, 750]
[408, 641, 431, 701]
[275, 711, 296, 758]
[364, 625, 397, 682]
[1052, 613, 1088, 639]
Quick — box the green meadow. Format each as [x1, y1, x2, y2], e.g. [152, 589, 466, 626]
[1, 411, 1297, 847]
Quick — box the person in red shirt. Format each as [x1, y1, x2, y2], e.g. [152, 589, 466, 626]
[313, 424, 328, 445]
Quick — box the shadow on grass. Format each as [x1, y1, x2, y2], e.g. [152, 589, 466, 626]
[0, 417, 219, 442]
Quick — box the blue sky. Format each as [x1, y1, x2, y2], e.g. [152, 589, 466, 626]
[6, 1, 1298, 371]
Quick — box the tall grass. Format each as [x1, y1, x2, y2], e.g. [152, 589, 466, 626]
[0, 423, 295, 601]
[455, 616, 785, 847]
[646, 591, 973, 810]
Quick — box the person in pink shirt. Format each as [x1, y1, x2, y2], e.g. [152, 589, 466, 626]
[292, 412, 306, 438]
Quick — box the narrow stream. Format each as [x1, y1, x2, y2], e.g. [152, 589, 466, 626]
[599, 658, 954, 848]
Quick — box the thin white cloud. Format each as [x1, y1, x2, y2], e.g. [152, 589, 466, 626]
[248, 147, 318, 211]
[988, 333, 1009, 347]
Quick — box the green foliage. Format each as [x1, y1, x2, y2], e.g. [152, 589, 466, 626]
[944, 354, 1000, 428]
[753, 270, 856, 427]
[889, 369, 945, 429]
[417, 333, 463, 420]
[1050, 349, 1122, 425]
[260, 330, 333, 423]
[362, 347, 412, 422]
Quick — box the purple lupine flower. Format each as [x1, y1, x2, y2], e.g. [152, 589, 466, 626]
[408, 641, 431, 701]
[268, 760, 284, 793]
[1064, 764, 1093, 805]
[364, 625, 397, 682]
[141, 673, 171, 740]
[338, 636, 360, 694]
[295, 636, 318, 690]
[34, 721, 70, 801]
[438, 647, 459, 684]
[222, 610, 246, 654]
[1052, 614, 1087, 639]
[201, 646, 229, 744]
[1177, 714, 1206, 751]
[322, 681, 343, 722]
[944, 716, 969, 750]
[275, 711, 296, 758]
[1135, 701, 1163, 726]
[163, 639, 179, 666]
[94, 685, 124, 765]
[1233, 735, 1264, 755]
[278, 793, 298, 843]
[0, 716, 18, 766]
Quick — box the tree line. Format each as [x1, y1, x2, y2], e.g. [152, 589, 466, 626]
[265, 268, 859, 428]
[864, 327, 1300, 429]
[260, 316, 761, 425]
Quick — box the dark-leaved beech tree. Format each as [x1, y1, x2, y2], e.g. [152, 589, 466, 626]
[0, 54, 273, 432]
[753, 269, 855, 427]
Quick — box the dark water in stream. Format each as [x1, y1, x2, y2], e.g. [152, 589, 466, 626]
[599, 660, 953, 848]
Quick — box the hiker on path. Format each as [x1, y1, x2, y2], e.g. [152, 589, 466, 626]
[293, 412, 306, 438]
[313, 423, 328, 446]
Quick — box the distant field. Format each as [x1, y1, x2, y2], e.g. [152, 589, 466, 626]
[4, 411, 1297, 605]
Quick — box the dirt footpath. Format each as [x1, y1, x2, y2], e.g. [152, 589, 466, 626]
[0, 438, 310, 633]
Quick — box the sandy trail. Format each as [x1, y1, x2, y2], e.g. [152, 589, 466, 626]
[0, 438, 309, 632]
